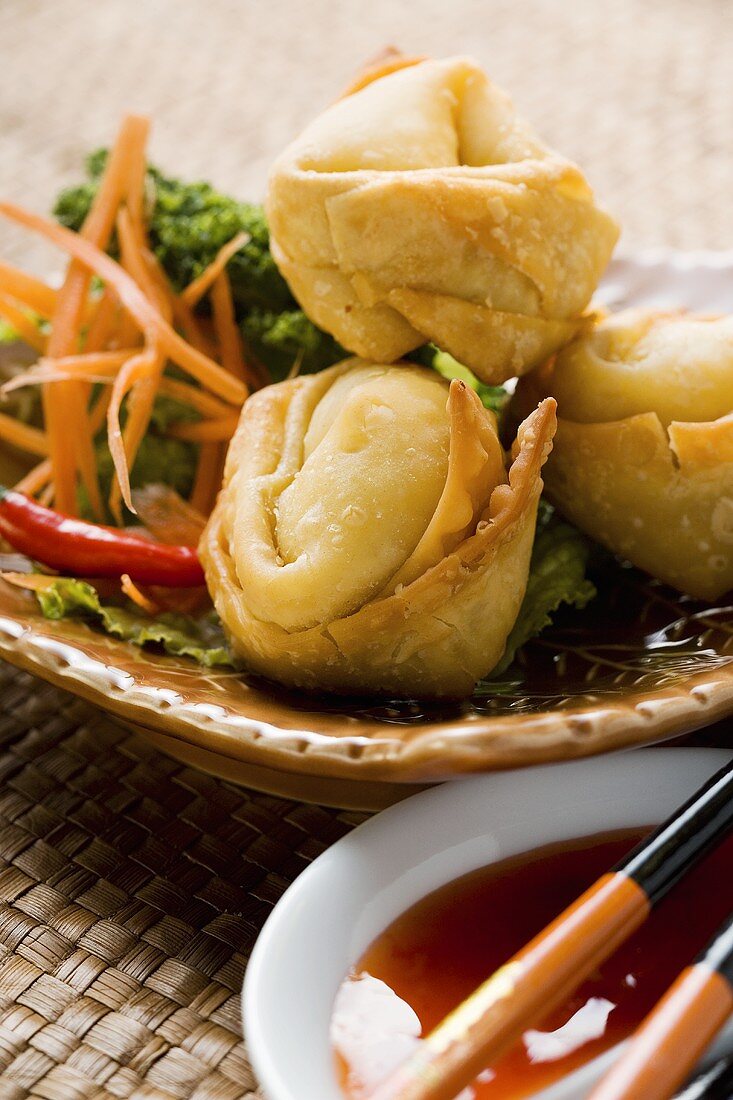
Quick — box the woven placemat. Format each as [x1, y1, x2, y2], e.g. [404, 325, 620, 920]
[0, 660, 363, 1098]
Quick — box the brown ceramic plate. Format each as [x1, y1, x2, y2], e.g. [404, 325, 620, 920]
[0, 251, 731, 809]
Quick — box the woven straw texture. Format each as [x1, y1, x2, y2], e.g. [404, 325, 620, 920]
[0, 662, 363, 1098]
[0, 0, 732, 1096]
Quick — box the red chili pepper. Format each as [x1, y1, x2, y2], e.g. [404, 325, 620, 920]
[0, 486, 205, 587]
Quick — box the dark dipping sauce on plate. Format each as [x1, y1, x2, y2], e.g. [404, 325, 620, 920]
[332, 829, 733, 1099]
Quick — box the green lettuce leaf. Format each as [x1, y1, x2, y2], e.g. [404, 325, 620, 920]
[35, 578, 233, 667]
[493, 502, 597, 674]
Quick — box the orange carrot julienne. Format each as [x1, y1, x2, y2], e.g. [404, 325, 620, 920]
[49, 348, 139, 374]
[85, 288, 121, 353]
[121, 573, 160, 615]
[41, 117, 149, 518]
[0, 202, 247, 407]
[157, 377, 235, 419]
[171, 293, 217, 357]
[0, 349, 140, 395]
[165, 415, 240, 443]
[114, 309, 142, 350]
[107, 344, 158, 517]
[191, 442, 225, 516]
[0, 413, 48, 457]
[181, 231, 250, 308]
[109, 359, 166, 522]
[71, 403, 104, 518]
[4, 360, 236, 423]
[123, 150, 148, 239]
[211, 271, 249, 385]
[85, 115, 151, 247]
[118, 207, 171, 321]
[0, 262, 58, 319]
[0, 294, 47, 353]
[109, 206, 171, 520]
[137, 243, 219, 356]
[89, 387, 111, 435]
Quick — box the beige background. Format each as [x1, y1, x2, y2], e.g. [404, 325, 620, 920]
[1, 0, 732, 274]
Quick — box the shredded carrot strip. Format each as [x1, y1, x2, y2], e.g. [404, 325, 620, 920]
[14, 458, 52, 497]
[0, 412, 48, 457]
[0, 294, 47, 353]
[124, 153, 147, 236]
[158, 378, 235, 419]
[85, 289, 120, 352]
[191, 442, 225, 516]
[181, 231, 249, 308]
[39, 482, 54, 507]
[108, 207, 172, 519]
[107, 345, 157, 517]
[135, 242, 216, 357]
[238, 329, 272, 390]
[118, 208, 171, 321]
[85, 115, 151, 247]
[4, 361, 236, 423]
[89, 387, 111, 435]
[135, 242, 217, 355]
[0, 262, 57, 318]
[121, 573, 160, 615]
[13, 349, 137, 387]
[140, 247, 170, 297]
[171, 294, 217, 357]
[0, 202, 246, 407]
[107, 147, 160, 519]
[29, 388, 109, 508]
[48, 348, 139, 374]
[114, 310, 142, 350]
[211, 271, 249, 385]
[109, 358, 165, 522]
[42, 116, 149, 518]
[166, 415, 240, 443]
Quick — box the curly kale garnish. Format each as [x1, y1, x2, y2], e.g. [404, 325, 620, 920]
[54, 150, 294, 314]
[241, 308, 345, 381]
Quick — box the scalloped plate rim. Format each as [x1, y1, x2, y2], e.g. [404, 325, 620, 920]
[2, 618, 733, 778]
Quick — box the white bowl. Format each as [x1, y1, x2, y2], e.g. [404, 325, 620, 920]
[244, 748, 733, 1100]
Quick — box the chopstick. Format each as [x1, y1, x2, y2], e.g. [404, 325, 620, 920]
[674, 1052, 733, 1099]
[370, 758, 733, 1100]
[589, 912, 733, 1100]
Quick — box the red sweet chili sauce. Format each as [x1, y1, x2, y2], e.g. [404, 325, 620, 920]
[332, 829, 733, 1099]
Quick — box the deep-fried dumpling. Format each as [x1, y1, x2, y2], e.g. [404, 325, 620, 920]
[266, 55, 619, 384]
[523, 309, 733, 600]
[201, 359, 556, 697]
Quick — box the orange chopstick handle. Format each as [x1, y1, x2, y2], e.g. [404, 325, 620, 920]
[589, 964, 733, 1100]
[370, 872, 650, 1100]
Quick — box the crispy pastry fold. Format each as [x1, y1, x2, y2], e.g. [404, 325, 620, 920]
[201, 360, 556, 697]
[523, 309, 733, 600]
[266, 56, 618, 383]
